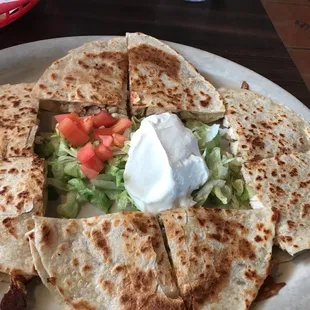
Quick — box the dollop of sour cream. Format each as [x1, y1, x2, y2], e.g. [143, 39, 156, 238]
[124, 113, 209, 214]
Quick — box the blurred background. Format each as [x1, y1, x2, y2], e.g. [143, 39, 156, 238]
[262, 0, 310, 96]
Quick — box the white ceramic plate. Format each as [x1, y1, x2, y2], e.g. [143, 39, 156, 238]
[0, 36, 309, 310]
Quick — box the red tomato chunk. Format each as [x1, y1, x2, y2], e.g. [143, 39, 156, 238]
[113, 133, 127, 147]
[110, 118, 133, 135]
[95, 144, 113, 161]
[77, 142, 95, 164]
[93, 111, 118, 128]
[54, 113, 79, 123]
[80, 165, 99, 179]
[57, 118, 89, 146]
[94, 128, 114, 138]
[76, 116, 94, 134]
[99, 135, 113, 147]
[83, 155, 104, 173]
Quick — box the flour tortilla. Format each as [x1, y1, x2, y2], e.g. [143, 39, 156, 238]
[242, 151, 310, 255]
[0, 156, 45, 217]
[160, 207, 276, 310]
[220, 88, 310, 161]
[0, 213, 38, 282]
[32, 38, 128, 116]
[0, 156, 45, 281]
[127, 32, 225, 122]
[0, 84, 39, 158]
[28, 212, 185, 310]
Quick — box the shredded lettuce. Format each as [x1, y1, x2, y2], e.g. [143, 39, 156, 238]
[206, 148, 229, 180]
[37, 130, 135, 217]
[193, 179, 226, 205]
[114, 190, 138, 211]
[90, 178, 125, 190]
[46, 177, 69, 191]
[185, 120, 254, 209]
[57, 191, 80, 218]
[232, 179, 244, 197]
[131, 116, 143, 131]
[68, 178, 111, 212]
[186, 120, 220, 154]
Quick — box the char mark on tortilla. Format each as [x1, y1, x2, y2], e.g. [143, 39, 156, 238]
[220, 88, 310, 161]
[32, 38, 129, 117]
[28, 213, 185, 309]
[160, 206, 276, 310]
[0, 84, 39, 158]
[242, 151, 310, 255]
[127, 32, 225, 123]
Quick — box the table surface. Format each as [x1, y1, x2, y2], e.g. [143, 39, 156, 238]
[0, 0, 309, 107]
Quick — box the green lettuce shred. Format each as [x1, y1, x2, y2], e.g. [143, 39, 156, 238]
[68, 178, 111, 213]
[36, 129, 135, 218]
[57, 191, 80, 218]
[185, 120, 254, 209]
[193, 179, 226, 206]
[114, 190, 138, 211]
[185, 119, 220, 154]
[131, 116, 143, 131]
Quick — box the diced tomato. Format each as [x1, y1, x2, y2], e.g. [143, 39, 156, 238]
[93, 111, 118, 128]
[57, 118, 89, 146]
[98, 135, 113, 147]
[80, 164, 99, 179]
[54, 113, 79, 123]
[77, 142, 95, 164]
[76, 116, 94, 134]
[83, 155, 104, 172]
[113, 133, 127, 147]
[95, 144, 113, 161]
[110, 118, 133, 134]
[94, 128, 114, 140]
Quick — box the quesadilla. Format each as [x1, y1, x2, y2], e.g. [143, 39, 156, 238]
[28, 212, 185, 310]
[0, 84, 39, 158]
[0, 156, 45, 217]
[0, 213, 39, 282]
[242, 151, 310, 255]
[127, 32, 225, 122]
[160, 207, 276, 310]
[220, 88, 310, 161]
[32, 38, 128, 116]
[0, 156, 45, 281]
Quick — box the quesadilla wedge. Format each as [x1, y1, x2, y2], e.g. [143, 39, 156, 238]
[32, 38, 128, 116]
[127, 32, 225, 122]
[220, 88, 310, 161]
[28, 212, 185, 310]
[0, 84, 39, 158]
[0, 156, 45, 217]
[160, 207, 276, 310]
[242, 151, 310, 255]
[0, 213, 39, 282]
[0, 156, 45, 281]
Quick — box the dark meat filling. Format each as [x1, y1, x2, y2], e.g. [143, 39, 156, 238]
[0, 275, 27, 310]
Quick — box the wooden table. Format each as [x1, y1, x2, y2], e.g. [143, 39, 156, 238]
[0, 0, 309, 106]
